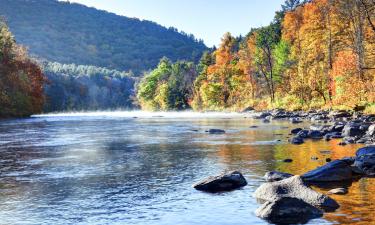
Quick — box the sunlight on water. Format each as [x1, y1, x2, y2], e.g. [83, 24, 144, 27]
[0, 114, 373, 225]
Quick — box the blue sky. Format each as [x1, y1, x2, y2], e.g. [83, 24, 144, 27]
[67, 0, 285, 47]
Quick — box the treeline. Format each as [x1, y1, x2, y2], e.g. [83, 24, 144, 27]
[0, 21, 46, 117]
[43, 62, 137, 112]
[0, 0, 207, 74]
[138, 0, 375, 113]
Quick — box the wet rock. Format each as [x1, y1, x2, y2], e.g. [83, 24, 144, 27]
[311, 115, 329, 122]
[290, 118, 303, 124]
[297, 129, 309, 138]
[326, 158, 332, 162]
[353, 146, 375, 176]
[308, 130, 324, 139]
[366, 124, 375, 137]
[255, 112, 272, 119]
[343, 136, 357, 144]
[342, 122, 366, 137]
[289, 136, 304, 145]
[311, 156, 319, 161]
[327, 188, 348, 195]
[291, 128, 303, 134]
[329, 110, 352, 119]
[283, 159, 293, 163]
[264, 171, 294, 182]
[255, 197, 323, 224]
[207, 129, 225, 134]
[302, 159, 353, 182]
[324, 135, 332, 141]
[193, 171, 247, 193]
[338, 142, 347, 146]
[328, 124, 345, 133]
[253, 175, 339, 211]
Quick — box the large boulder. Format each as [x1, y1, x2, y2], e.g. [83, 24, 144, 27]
[302, 159, 353, 182]
[193, 171, 247, 192]
[264, 171, 294, 182]
[353, 146, 375, 176]
[253, 176, 339, 211]
[255, 197, 323, 224]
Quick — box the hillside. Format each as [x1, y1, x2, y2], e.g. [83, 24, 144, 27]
[0, 0, 207, 74]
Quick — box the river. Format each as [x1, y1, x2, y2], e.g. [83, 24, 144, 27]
[0, 112, 373, 225]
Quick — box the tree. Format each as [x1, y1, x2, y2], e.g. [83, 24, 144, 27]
[0, 21, 46, 117]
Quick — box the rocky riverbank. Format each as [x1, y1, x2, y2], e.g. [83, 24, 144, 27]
[193, 109, 375, 224]
[249, 109, 375, 146]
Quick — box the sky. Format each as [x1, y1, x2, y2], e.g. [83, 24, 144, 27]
[66, 0, 285, 47]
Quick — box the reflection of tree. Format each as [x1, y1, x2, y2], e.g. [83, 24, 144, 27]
[323, 178, 375, 225]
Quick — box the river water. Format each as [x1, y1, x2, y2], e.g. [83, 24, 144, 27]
[0, 112, 373, 225]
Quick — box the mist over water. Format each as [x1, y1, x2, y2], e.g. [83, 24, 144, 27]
[33, 111, 245, 119]
[0, 112, 373, 225]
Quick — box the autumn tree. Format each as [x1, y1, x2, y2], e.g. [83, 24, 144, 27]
[0, 21, 46, 117]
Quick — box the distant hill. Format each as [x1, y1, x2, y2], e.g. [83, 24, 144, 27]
[0, 0, 207, 74]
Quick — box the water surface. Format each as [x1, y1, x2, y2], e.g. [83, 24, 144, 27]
[0, 112, 373, 225]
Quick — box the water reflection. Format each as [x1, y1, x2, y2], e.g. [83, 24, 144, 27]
[0, 113, 373, 224]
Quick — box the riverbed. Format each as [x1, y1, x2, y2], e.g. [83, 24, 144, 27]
[0, 112, 373, 224]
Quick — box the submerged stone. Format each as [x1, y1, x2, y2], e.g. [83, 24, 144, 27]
[207, 129, 225, 134]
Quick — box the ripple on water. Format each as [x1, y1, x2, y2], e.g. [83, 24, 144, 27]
[0, 113, 371, 225]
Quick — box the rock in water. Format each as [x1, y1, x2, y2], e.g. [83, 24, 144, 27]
[342, 123, 366, 137]
[207, 129, 225, 134]
[291, 128, 303, 134]
[353, 146, 375, 176]
[264, 171, 294, 182]
[289, 136, 304, 145]
[302, 159, 353, 182]
[253, 176, 339, 211]
[255, 197, 323, 224]
[327, 188, 348, 195]
[193, 171, 247, 193]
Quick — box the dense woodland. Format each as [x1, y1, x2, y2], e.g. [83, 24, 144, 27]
[0, 21, 46, 117]
[43, 62, 136, 112]
[0, 0, 207, 74]
[138, 0, 375, 113]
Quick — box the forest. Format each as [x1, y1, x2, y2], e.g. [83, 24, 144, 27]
[138, 0, 375, 113]
[43, 62, 136, 112]
[0, 0, 207, 74]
